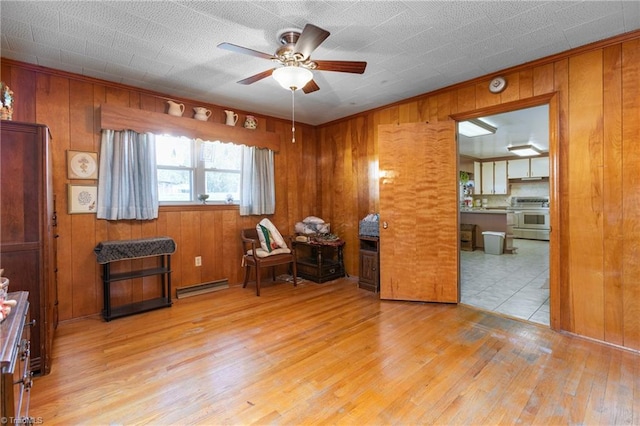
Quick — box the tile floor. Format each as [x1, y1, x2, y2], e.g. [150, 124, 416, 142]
[460, 238, 550, 326]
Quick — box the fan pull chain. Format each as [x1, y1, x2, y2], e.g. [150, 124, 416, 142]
[291, 88, 296, 143]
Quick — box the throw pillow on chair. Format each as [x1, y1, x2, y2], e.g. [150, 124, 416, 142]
[256, 218, 288, 252]
[241, 218, 297, 296]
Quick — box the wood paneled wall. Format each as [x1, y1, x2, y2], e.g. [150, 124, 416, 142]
[316, 32, 640, 351]
[2, 29, 639, 352]
[1, 60, 319, 321]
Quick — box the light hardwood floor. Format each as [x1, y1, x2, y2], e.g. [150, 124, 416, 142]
[32, 277, 639, 425]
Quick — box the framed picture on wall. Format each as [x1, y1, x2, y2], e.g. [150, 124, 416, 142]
[68, 184, 97, 214]
[67, 150, 98, 179]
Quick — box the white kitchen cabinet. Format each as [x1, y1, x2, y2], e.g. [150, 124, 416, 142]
[530, 157, 549, 177]
[507, 157, 549, 178]
[474, 161, 481, 189]
[481, 160, 507, 194]
[481, 162, 492, 194]
[507, 158, 530, 178]
[494, 160, 507, 193]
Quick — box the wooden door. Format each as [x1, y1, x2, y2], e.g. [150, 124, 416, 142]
[378, 122, 459, 302]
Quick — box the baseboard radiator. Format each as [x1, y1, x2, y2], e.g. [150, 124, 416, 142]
[176, 279, 229, 299]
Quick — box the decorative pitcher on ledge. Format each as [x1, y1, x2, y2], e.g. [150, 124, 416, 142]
[243, 115, 257, 129]
[167, 100, 185, 117]
[193, 107, 212, 121]
[224, 110, 238, 126]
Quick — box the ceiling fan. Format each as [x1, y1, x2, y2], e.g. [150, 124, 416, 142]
[217, 23, 367, 94]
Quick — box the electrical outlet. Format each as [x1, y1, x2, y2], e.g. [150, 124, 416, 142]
[195, 256, 202, 267]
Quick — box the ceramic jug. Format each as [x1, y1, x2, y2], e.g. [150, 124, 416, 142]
[244, 115, 257, 130]
[224, 110, 238, 126]
[193, 107, 212, 121]
[167, 100, 185, 117]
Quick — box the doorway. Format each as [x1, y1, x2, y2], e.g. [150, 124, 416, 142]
[456, 104, 552, 326]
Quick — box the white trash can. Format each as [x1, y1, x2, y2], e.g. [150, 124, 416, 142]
[482, 231, 505, 255]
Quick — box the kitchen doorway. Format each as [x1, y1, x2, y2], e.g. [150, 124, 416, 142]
[455, 103, 552, 326]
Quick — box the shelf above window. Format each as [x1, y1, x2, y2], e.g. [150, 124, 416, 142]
[100, 104, 281, 152]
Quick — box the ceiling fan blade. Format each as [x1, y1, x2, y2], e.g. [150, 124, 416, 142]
[217, 42, 275, 60]
[295, 24, 330, 60]
[237, 69, 275, 85]
[314, 60, 367, 74]
[302, 79, 320, 94]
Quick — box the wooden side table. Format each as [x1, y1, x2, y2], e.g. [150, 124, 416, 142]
[94, 237, 176, 321]
[292, 238, 346, 283]
[358, 236, 379, 292]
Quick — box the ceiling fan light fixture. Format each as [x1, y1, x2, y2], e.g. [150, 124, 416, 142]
[458, 119, 497, 137]
[508, 144, 542, 157]
[272, 66, 313, 91]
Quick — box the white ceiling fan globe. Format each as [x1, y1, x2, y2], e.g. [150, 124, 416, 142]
[272, 66, 313, 91]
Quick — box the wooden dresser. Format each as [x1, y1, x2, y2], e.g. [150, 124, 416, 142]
[0, 121, 58, 375]
[1, 292, 33, 421]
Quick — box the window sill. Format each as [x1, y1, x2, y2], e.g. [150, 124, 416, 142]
[159, 204, 239, 213]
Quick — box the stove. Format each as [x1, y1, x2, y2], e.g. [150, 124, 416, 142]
[509, 196, 550, 240]
[510, 196, 550, 210]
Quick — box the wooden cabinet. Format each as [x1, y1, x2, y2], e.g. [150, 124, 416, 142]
[0, 121, 57, 376]
[460, 224, 476, 251]
[459, 157, 475, 175]
[358, 237, 379, 292]
[481, 160, 507, 194]
[507, 157, 549, 178]
[1, 292, 33, 421]
[293, 240, 346, 283]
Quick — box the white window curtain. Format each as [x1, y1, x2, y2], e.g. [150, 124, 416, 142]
[239, 145, 275, 216]
[97, 129, 159, 220]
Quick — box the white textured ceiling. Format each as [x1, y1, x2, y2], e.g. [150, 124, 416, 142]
[459, 104, 548, 159]
[1, 1, 639, 127]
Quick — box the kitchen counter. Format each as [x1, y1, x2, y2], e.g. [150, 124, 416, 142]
[460, 208, 509, 214]
[460, 210, 515, 253]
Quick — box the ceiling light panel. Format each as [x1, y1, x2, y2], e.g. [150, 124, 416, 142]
[508, 144, 542, 157]
[458, 119, 497, 137]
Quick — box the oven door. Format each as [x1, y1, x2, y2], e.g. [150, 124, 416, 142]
[513, 210, 550, 240]
[518, 210, 549, 230]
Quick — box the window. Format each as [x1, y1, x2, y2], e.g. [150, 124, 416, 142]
[201, 140, 241, 203]
[156, 135, 241, 204]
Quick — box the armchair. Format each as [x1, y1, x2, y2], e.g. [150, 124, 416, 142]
[241, 228, 297, 296]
